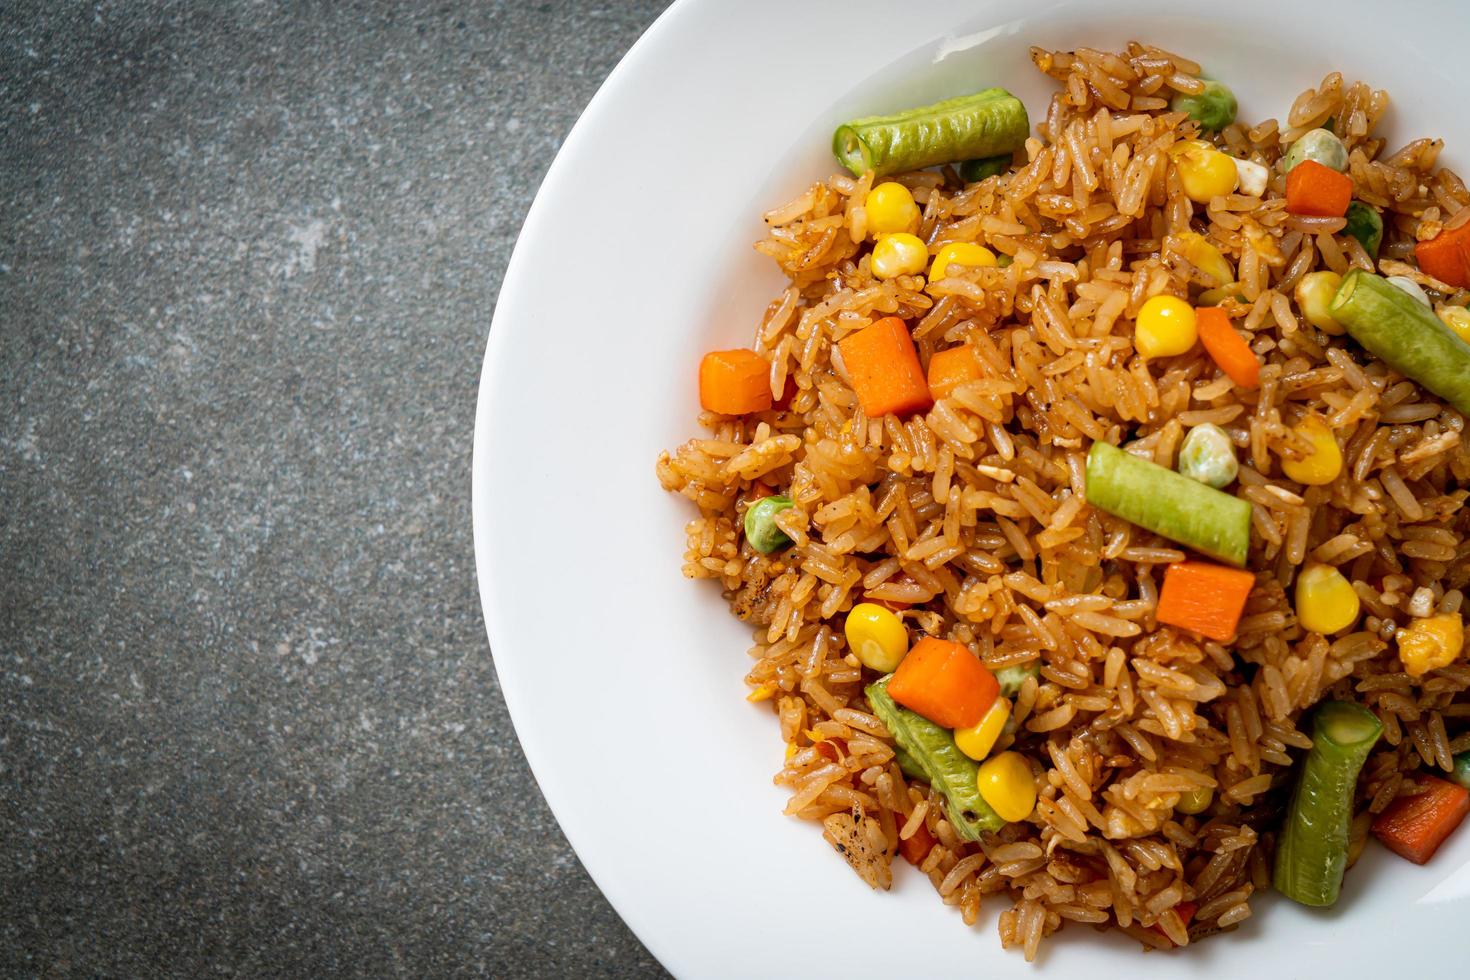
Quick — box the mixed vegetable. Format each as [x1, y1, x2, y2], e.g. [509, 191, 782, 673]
[689, 61, 1470, 922]
[832, 88, 1028, 178]
[1274, 702, 1383, 907]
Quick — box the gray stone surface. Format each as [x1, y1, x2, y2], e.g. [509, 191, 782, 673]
[2, 1, 671, 975]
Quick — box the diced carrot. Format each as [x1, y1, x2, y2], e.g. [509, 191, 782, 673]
[1285, 160, 1354, 218]
[814, 739, 843, 763]
[1195, 307, 1260, 389]
[745, 481, 775, 504]
[887, 636, 998, 729]
[1148, 900, 1197, 946]
[699, 348, 772, 415]
[837, 317, 932, 419]
[773, 374, 799, 410]
[1372, 775, 1470, 864]
[1414, 219, 1470, 289]
[1155, 561, 1256, 642]
[899, 820, 935, 865]
[926, 344, 984, 399]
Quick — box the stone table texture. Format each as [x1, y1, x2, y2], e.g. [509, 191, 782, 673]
[2, 1, 671, 975]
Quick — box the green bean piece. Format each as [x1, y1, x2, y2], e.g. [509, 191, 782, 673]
[1344, 201, 1383, 258]
[1330, 270, 1470, 416]
[1085, 441, 1252, 566]
[744, 495, 794, 554]
[866, 675, 1006, 839]
[1450, 751, 1470, 792]
[960, 154, 1012, 183]
[894, 745, 927, 783]
[1170, 79, 1236, 132]
[994, 660, 1039, 698]
[833, 88, 1029, 178]
[1283, 128, 1349, 173]
[1274, 701, 1383, 907]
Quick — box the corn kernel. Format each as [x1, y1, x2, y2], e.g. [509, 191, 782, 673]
[954, 698, 1010, 761]
[1171, 140, 1239, 203]
[1295, 271, 1344, 334]
[1233, 156, 1270, 197]
[844, 602, 909, 673]
[1176, 231, 1234, 285]
[1398, 613, 1465, 677]
[871, 233, 928, 280]
[1176, 785, 1214, 815]
[785, 742, 798, 761]
[1440, 306, 1470, 346]
[1294, 563, 1361, 634]
[864, 181, 920, 237]
[929, 241, 997, 279]
[1134, 295, 1198, 358]
[976, 751, 1037, 822]
[746, 684, 776, 702]
[1196, 283, 1246, 306]
[1280, 415, 1342, 485]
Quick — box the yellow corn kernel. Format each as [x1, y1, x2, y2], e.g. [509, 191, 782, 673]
[785, 742, 798, 762]
[976, 751, 1037, 823]
[1134, 295, 1198, 358]
[954, 698, 1010, 761]
[1171, 140, 1239, 203]
[1280, 415, 1342, 485]
[864, 181, 921, 237]
[1176, 231, 1234, 285]
[929, 241, 997, 279]
[1294, 563, 1361, 634]
[1175, 785, 1214, 815]
[1398, 613, 1465, 677]
[746, 684, 776, 703]
[1196, 282, 1246, 306]
[843, 602, 909, 673]
[1440, 306, 1470, 346]
[1295, 271, 1344, 335]
[871, 233, 928, 280]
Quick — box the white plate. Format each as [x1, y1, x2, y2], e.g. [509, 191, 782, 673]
[474, 0, 1470, 974]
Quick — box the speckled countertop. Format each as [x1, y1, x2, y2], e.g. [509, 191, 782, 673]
[2, 2, 670, 975]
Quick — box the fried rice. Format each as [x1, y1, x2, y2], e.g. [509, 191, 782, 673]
[656, 42, 1470, 958]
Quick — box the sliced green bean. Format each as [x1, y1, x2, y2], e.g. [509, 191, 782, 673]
[1274, 701, 1382, 907]
[1170, 79, 1236, 132]
[1085, 441, 1252, 566]
[833, 89, 1029, 178]
[1344, 201, 1383, 258]
[866, 675, 1005, 839]
[1330, 270, 1470, 416]
[894, 745, 927, 783]
[960, 154, 1011, 183]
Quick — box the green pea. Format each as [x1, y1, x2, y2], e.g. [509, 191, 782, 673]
[744, 495, 795, 554]
[995, 253, 1014, 268]
[993, 661, 1039, 698]
[1170, 79, 1237, 133]
[1283, 128, 1348, 173]
[1177, 423, 1239, 489]
[1344, 201, 1383, 258]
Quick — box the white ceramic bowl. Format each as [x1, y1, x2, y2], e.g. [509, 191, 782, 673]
[475, 0, 1470, 974]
